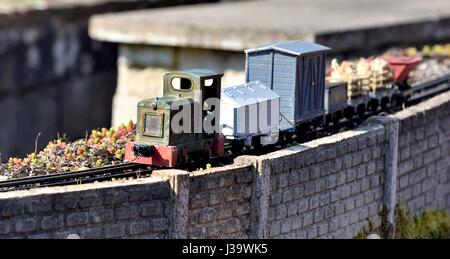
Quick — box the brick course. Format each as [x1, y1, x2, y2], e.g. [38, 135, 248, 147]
[0, 177, 171, 239]
[188, 165, 254, 239]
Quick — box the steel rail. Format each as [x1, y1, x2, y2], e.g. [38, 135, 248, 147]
[0, 163, 149, 191]
[5, 169, 154, 192]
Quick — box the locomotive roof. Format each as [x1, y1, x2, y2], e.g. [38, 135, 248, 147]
[182, 68, 224, 78]
[245, 40, 330, 56]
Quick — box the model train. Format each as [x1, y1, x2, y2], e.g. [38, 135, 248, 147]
[125, 40, 450, 167]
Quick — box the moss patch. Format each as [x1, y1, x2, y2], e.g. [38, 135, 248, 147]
[355, 204, 450, 239]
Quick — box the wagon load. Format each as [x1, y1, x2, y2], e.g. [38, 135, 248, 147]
[328, 59, 370, 98]
[327, 58, 394, 98]
[365, 58, 394, 91]
[407, 59, 450, 86]
[398, 44, 450, 86]
[383, 43, 450, 86]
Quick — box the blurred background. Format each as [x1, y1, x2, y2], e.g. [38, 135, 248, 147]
[1, 0, 450, 159]
[0, 0, 219, 159]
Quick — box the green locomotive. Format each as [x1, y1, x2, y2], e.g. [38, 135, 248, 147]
[125, 69, 225, 167]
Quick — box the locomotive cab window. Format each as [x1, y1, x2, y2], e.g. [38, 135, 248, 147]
[204, 79, 214, 87]
[171, 77, 193, 91]
[143, 113, 164, 137]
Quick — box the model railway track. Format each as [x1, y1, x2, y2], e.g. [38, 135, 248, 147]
[0, 163, 151, 192]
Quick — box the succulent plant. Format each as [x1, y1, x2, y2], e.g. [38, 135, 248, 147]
[0, 120, 136, 180]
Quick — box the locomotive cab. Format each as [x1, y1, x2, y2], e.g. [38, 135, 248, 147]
[125, 69, 225, 167]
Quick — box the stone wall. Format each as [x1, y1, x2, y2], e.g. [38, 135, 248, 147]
[0, 177, 172, 239]
[0, 165, 256, 239]
[0, 91, 449, 239]
[395, 93, 450, 215]
[187, 165, 253, 238]
[260, 125, 386, 239]
[0, 0, 217, 158]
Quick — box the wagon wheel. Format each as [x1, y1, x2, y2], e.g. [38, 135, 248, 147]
[324, 114, 332, 128]
[356, 104, 366, 117]
[355, 104, 366, 124]
[390, 95, 405, 110]
[368, 99, 379, 112]
[343, 107, 354, 120]
[252, 137, 262, 150]
[231, 140, 244, 154]
[332, 111, 342, 126]
[380, 97, 389, 110]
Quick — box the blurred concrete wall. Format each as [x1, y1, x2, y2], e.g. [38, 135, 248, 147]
[0, 0, 218, 158]
[89, 0, 450, 126]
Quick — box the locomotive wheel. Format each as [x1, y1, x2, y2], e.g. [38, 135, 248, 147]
[177, 148, 191, 166]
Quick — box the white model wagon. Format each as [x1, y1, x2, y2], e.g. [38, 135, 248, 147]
[220, 81, 280, 147]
